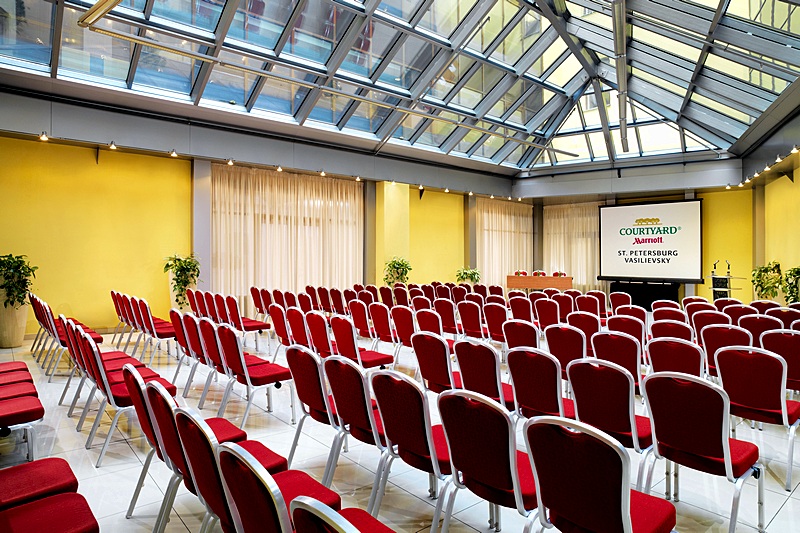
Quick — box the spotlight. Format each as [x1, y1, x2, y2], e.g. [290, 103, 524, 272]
[792, 146, 798, 154]
[444, 188, 449, 193]
[737, 182, 744, 188]
[418, 184, 424, 190]
[277, 165, 283, 172]
[508, 196, 512, 200]
[753, 172, 760, 178]
[392, 180, 396, 184]
[725, 184, 731, 190]
[227, 159, 234, 166]
[776, 154, 783, 163]
[109, 141, 117, 150]
[320, 170, 326, 176]
[169, 149, 178, 157]
[745, 176, 751, 183]
[490, 195, 494, 199]
[764, 164, 771, 171]
[355, 176, 361, 182]
[39, 132, 48, 141]
[468, 191, 473, 196]
[518, 197, 522, 201]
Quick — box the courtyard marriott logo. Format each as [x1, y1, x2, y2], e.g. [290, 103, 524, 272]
[619, 217, 682, 245]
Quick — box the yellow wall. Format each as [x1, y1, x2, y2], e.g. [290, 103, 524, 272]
[374, 182, 410, 284]
[408, 190, 465, 283]
[697, 190, 753, 301]
[765, 171, 800, 267]
[0, 137, 192, 333]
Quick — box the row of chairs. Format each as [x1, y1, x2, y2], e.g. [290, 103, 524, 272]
[109, 291, 176, 365]
[185, 289, 271, 352]
[0, 361, 45, 461]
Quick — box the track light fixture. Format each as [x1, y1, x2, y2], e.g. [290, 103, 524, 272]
[764, 164, 771, 172]
[355, 176, 361, 182]
[745, 176, 751, 183]
[444, 188, 449, 193]
[518, 197, 522, 201]
[320, 170, 326, 176]
[776, 154, 783, 163]
[418, 184, 424, 190]
[227, 159, 234, 165]
[169, 149, 178, 157]
[490, 195, 494, 199]
[276, 165, 282, 172]
[753, 172, 759, 178]
[725, 184, 731, 190]
[109, 141, 117, 150]
[39, 132, 48, 141]
[792, 146, 798, 154]
[737, 182, 744, 188]
[468, 191, 473, 196]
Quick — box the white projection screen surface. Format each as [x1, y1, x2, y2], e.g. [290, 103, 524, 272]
[599, 200, 703, 283]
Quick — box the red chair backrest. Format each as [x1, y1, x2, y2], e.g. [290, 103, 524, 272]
[566, 312, 600, 351]
[713, 298, 742, 312]
[305, 286, 319, 310]
[368, 302, 395, 343]
[648, 337, 704, 376]
[146, 382, 194, 488]
[379, 286, 394, 308]
[205, 292, 220, 322]
[452, 286, 467, 303]
[416, 309, 444, 336]
[217, 324, 247, 377]
[465, 292, 484, 307]
[195, 292, 209, 318]
[348, 299, 372, 339]
[591, 331, 642, 385]
[250, 287, 264, 315]
[586, 290, 608, 315]
[574, 295, 600, 317]
[503, 319, 540, 350]
[306, 311, 335, 358]
[297, 292, 313, 314]
[182, 313, 205, 363]
[508, 348, 565, 418]
[691, 310, 731, 341]
[286, 346, 333, 425]
[366, 285, 380, 303]
[356, 290, 374, 305]
[110, 290, 123, 321]
[483, 302, 507, 342]
[435, 285, 452, 301]
[286, 307, 312, 349]
[534, 298, 560, 329]
[224, 295, 245, 331]
[509, 297, 533, 322]
[750, 300, 781, 314]
[528, 292, 548, 318]
[284, 291, 298, 310]
[473, 284, 488, 299]
[342, 289, 356, 306]
[564, 289, 582, 301]
[329, 289, 346, 316]
[186, 289, 199, 315]
[214, 293, 230, 324]
[766, 307, 800, 329]
[616, 304, 647, 324]
[122, 364, 163, 459]
[421, 284, 435, 302]
[412, 296, 432, 311]
[411, 332, 457, 393]
[650, 320, 693, 342]
[701, 324, 752, 374]
[317, 287, 332, 314]
[609, 292, 631, 313]
[651, 299, 680, 310]
[434, 299, 460, 335]
[323, 356, 380, 445]
[352, 284, 364, 293]
[268, 304, 292, 346]
[652, 308, 687, 323]
[198, 317, 225, 369]
[391, 305, 416, 347]
[761, 330, 800, 390]
[393, 287, 410, 307]
[488, 285, 504, 297]
[606, 315, 645, 348]
[544, 324, 586, 376]
[552, 294, 573, 321]
[259, 289, 273, 309]
[682, 296, 708, 309]
[486, 295, 506, 306]
[543, 288, 560, 298]
[722, 304, 758, 324]
[716, 346, 788, 416]
[738, 314, 782, 348]
[507, 290, 525, 300]
[409, 287, 424, 300]
[457, 301, 485, 340]
[170, 309, 190, 354]
[685, 301, 716, 325]
[329, 317, 362, 363]
[453, 340, 504, 404]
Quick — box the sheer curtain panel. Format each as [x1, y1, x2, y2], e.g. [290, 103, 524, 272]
[211, 164, 363, 311]
[476, 198, 534, 287]
[543, 202, 603, 292]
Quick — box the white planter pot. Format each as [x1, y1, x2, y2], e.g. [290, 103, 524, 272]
[0, 298, 28, 348]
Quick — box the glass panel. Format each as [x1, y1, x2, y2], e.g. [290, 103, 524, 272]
[59, 8, 132, 82]
[726, 0, 800, 34]
[418, 0, 480, 38]
[377, 0, 425, 21]
[455, 128, 483, 153]
[427, 55, 475, 100]
[345, 91, 397, 132]
[133, 31, 202, 95]
[472, 132, 505, 158]
[307, 81, 362, 124]
[505, 143, 527, 166]
[490, 10, 547, 66]
[151, 0, 224, 32]
[565, 1, 612, 30]
[465, 0, 522, 53]
[507, 86, 555, 126]
[393, 113, 424, 140]
[532, 150, 551, 167]
[378, 35, 436, 89]
[587, 131, 608, 159]
[630, 67, 686, 96]
[631, 25, 702, 64]
[551, 135, 590, 163]
[704, 53, 789, 94]
[559, 103, 583, 132]
[283, 0, 356, 64]
[488, 78, 524, 118]
[228, 0, 296, 51]
[612, 128, 640, 157]
[202, 51, 260, 106]
[684, 129, 712, 151]
[532, 38, 567, 78]
[339, 22, 396, 78]
[120, 0, 146, 11]
[252, 66, 312, 116]
[546, 54, 581, 88]
[690, 92, 753, 124]
[416, 111, 459, 147]
[450, 63, 505, 109]
[638, 123, 682, 154]
[0, 0, 52, 67]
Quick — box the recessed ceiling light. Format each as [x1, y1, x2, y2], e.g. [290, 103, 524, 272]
[39, 132, 48, 141]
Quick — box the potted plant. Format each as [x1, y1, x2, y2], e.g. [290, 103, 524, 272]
[532, 270, 546, 277]
[383, 257, 412, 285]
[456, 267, 481, 284]
[164, 254, 200, 309]
[751, 261, 782, 300]
[514, 269, 528, 276]
[0, 254, 37, 348]
[782, 266, 800, 305]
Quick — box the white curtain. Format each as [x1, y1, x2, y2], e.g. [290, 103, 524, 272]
[543, 202, 604, 292]
[476, 197, 534, 287]
[211, 164, 363, 312]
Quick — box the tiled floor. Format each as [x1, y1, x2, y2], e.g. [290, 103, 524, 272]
[2, 331, 799, 532]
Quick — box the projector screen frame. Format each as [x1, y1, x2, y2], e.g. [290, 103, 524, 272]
[597, 198, 704, 285]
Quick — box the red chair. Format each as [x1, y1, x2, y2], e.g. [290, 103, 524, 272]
[285, 346, 342, 485]
[306, 311, 337, 358]
[794, 319, 800, 331]
[322, 356, 386, 488]
[268, 304, 293, 361]
[453, 340, 514, 410]
[750, 299, 781, 314]
[609, 291, 631, 314]
[408, 287, 424, 300]
[722, 304, 758, 324]
[205, 292, 221, 322]
[575, 294, 605, 326]
[390, 305, 416, 364]
[586, 289, 609, 318]
[607, 315, 646, 351]
[328, 288, 346, 316]
[434, 298, 462, 338]
[435, 284, 452, 301]
[368, 302, 397, 354]
[488, 284, 504, 297]
[652, 299, 680, 310]
[457, 282, 471, 293]
[716, 346, 800, 491]
[366, 284, 380, 303]
[509, 297, 534, 322]
[215, 293, 231, 325]
[650, 319, 693, 342]
[567, 358, 653, 488]
[353, 283, 365, 293]
[681, 295, 708, 309]
[457, 300, 487, 341]
[421, 284, 435, 302]
[544, 324, 586, 379]
[534, 298, 560, 330]
[194, 290, 209, 319]
[691, 310, 731, 342]
[411, 332, 461, 393]
[330, 316, 393, 369]
[186, 288, 200, 316]
[642, 372, 764, 532]
[196, 317, 232, 410]
[465, 292, 484, 308]
[291, 497, 393, 532]
[305, 286, 320, 311]
[259, 289, 274, 316]
[369, 370, 452, 518]
[486, 294, 506, 306]
[652, 307, 687, 323]
[528, 291, 548, 320]
[616, 304, 647, 326]
[393, 286, 410, 307]
[701, 324, 753, 378]
[451, 285, 467, 303]
[508, 347, 574, 419]
[738, 314, 782, 348]
[412, 295, 432, 311]
[285, 307, 313, 351]
[685, 301, 716, 327]
[349, 299, 376, 348]
[357, 290, 374, 305]
[502, 319, 540, 350]
[342, 288, 357, 307]
[591, 331, 644, 391]
[317, 287, 332, 314]
[507, 290, 525, 300]
[564, 288, 582, 301]
[566, 311, 600, 356]
[524, 417, 676, 533]
[436, 390, 538, 532]
[551, 293, 573, 321]
[378, 286, 394, 308]
[216, 323, 295, 427]
[542, 288, 560, 298]
[714, 297, 742, 312]
[251, 286, 266, 321]
[473, 283, 488, 299]
[762, 329, 800, 392]
[415, 309, 453, 350]
[484, 302, 508, 351]
[226, 295, 271, 353]
[647, 337, 704, 376]
[767, 307, 800, 329]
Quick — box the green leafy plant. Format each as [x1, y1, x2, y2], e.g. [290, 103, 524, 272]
[456, 267, 481, 284]
[751, 261, 782, 300]
[782, 267, 800, 305]
[0, 254, 37, 309]
[384, 256, 412, 285]
[164, 254, 200, 307]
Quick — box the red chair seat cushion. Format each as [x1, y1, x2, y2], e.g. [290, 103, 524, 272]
[205, 417, 248, 443]
[153, 326, 176, 339]
[519, 397, 576, 419]
[273, 470, 342, 511]
[241, 317, 270, 331]
[105, 367, 163, 386]
[236, 363, 292, 386]
[237, 440, 288, 474]
[356, 350, 394, 368]
[101, 356, 146, 372]
[0, 372, 33, 386]
[730, 399, 800, 427]
[0, 397, 44, 427]
[57, 323, 103, 344]
[0, 458, 78, 511]
[99, 350, 134, 362]
[0, 362, 28, 374]
[0, 382, 38, 401]
[501, 382, 516, 411]
[604, 415, 653, 450]
[427, 371, 462, 394]
[339, 508, 395, 532]
[0, 492, 99, 533]
[551, 490, 676, 533]
[243, 354, 269, 367]
[398, 424, 452, 476]
[109, 378, 177, 407]
[464, 449, 537, 510]
[661, 438, 759, 479]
